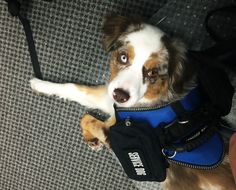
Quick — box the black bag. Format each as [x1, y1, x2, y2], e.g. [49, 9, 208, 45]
[196, 5, 236, 116]
[108, 120, 168, 182]
[188, 51, 234, 116]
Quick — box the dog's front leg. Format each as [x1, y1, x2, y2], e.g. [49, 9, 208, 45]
[30, 78, 114, 114]
[80, 114, 116, 150]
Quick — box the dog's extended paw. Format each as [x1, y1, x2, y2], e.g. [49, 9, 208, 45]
[80, 114, 108, 151]
[87, 137, 104, 151]
[30, 78, 43, 95]
[30, 78, 51, 95]
[82, 128, 104, 151]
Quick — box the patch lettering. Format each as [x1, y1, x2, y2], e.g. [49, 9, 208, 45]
[128, 152, 146, 176]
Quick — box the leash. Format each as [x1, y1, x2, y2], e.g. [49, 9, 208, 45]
[6, 0, 43, 79]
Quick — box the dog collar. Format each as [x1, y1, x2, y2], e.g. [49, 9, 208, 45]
[116, 88, 202, 128]
[114, 87, 225, 169]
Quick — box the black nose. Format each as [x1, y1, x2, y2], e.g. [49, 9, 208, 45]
[113, 88, 130, 103]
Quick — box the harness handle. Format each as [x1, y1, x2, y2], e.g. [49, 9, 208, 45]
[6, 0, 43, 79]
[164, 124, 218, 152]
[157, 103, 221, 152]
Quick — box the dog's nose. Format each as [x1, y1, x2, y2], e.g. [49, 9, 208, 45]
[113, 88, 130, 103]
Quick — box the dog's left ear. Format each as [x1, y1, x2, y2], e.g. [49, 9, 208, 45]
[161, 36, 187, 93]
[102, 14, 142, 52]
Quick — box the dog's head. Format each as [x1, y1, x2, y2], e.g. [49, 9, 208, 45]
[102, 15, 187, 107]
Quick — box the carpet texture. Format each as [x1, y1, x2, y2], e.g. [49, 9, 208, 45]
[0, 0, 235, 190]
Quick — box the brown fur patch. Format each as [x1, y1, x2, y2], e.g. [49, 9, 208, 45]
[164, 159, 236, 190]
[144, 78, 169, 100]
[80, 114, 116, 149]
[197, 160, 236, 190]
[109, 51, 120, 81]
[109, 45, 135, 81]
[127, 45, 135, 63]
[80, 114, 107, 144]
[104, 115, 116, 126]
[75, 85, 107, 96]
[102, 15, 142, 51]
[144, 52, 159, 69]
[164, 163, 202, 190]
[144, 49, 168, 70]
[143, 50, 169, 100]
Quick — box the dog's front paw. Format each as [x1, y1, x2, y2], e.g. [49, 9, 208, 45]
[82, 128, 104, 151]
[80, 114, 108, 151]
[30, 78, 51, 95]
[86, 137, 104, 151]
[30, 78, 43, 95]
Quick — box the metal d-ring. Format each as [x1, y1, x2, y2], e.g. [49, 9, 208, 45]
[162, 148, 177, 159]
[125, 118, 132, 127]
[178, 119, 189, 124]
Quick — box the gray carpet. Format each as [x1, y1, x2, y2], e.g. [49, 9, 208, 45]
[0, 0, 235, 190]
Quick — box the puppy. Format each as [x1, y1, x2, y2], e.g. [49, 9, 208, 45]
[30, 15, 236, 190]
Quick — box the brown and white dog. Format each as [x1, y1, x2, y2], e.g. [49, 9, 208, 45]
[30, 15, 236, 190]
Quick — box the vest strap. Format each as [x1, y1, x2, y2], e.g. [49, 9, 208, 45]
[155, 103, 220, 152]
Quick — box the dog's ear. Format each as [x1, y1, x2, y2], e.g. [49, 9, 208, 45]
[102, 14, 142, 52]
[161, 36, 187, 93]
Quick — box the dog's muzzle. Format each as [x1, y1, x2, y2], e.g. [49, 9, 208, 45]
[113, 88, 130, 103]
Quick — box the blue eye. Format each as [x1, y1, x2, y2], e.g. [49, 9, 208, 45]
[121, 55, 127, 63]
[118, 52, 128, 64]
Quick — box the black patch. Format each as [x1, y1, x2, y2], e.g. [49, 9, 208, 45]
[108, 119, 168, 182]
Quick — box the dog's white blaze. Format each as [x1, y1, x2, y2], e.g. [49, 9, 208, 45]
[108, 66, 147, 107]
[127, 24, 164, 58]
[108, 24, 165, 107]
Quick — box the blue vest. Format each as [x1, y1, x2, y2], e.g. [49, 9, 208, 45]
[115, 88, 224, 168]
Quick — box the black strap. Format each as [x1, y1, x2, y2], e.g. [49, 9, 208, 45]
[164, 122, 218, 152]
[170, 101, 186, 117]
[7, 0, 43, 79]
[156, 104, 221, 152]
[157, 121, 219, 152]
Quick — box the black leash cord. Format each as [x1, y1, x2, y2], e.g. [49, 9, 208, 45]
[6, 0, 43, 79]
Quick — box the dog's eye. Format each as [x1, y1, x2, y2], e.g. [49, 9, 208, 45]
[147, 69, 158, 77]
[143, 68, 159, 84]
[118, 52, 128, 64]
